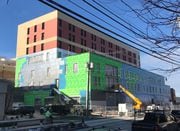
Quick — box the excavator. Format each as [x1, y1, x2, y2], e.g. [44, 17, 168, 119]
[113, 84, 142, 111]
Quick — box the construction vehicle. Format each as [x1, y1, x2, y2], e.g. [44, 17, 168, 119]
[113, 84, 142, 111]
[132, 110, 179, 131]
[40, 86, 83, 116]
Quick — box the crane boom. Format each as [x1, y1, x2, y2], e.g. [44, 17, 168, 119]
[114, 84, 142, 110]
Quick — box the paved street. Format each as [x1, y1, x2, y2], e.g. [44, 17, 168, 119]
[77, 117, 134, 131]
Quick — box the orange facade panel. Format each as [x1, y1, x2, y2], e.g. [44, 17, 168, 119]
[36, 44, 42, 52]
[17, 11, 58, 57]
[44, 18, 58, 38]
[27, 18, 58, 44]
[45, 40, 58, 50]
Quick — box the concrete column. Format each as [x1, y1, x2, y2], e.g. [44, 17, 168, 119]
[0, 82, 7, 121]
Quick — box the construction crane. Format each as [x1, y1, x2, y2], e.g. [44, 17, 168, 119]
[113, 84, 142, 110]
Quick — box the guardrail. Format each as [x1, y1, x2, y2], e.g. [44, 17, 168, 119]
[0, 117, 86, 130]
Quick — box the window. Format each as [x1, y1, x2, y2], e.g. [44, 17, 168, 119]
[34, 35, 37, 42]
[41, 33, 44, 40]
[91, 34, 96, 41]
[46, 53, 50, 61]
[59, 19, 62, 27]
[69, 34, 75, 42]
[27, 28, 30, 34]
[109, 50, 113, 56]
[84, 30, 86, 37]
[105, 65, 118, 88]
[134, 60, 137, 64]
[33, 46, 36, 53]
[101, 39, 105, 45]
[92, 43, 96, 49]
[26, 48, 29, 54]
[72, 35, 75, 42]
[122, 48, 126, 54]
[101, 47, 105, 53]
[108, 42, 112, 48]
[42, 22, 45, 29]
[47, 67, 50, 77]
[34, 25, 37, 32]
[116, 45, 120, 50]
[68, 45, 75, 52]
[91, 34, 93, 40]
[133, 53, 136, 58]
[73, 63, 78, 73]
[58, 29, 62, 37]
[123, 55, 126, 61]
[81, 29, 83, 36]
[31, 70, 35, 79]
[128, 51, 132, 56]
[27, 37, 29, 44]
[81, 39, 83, 45]
[41, 43, 44, 51]
[68, 24, 71, 31]
[69, 24, 75, 32]
[116, 53, 120, 58]
[57, 51, 61, 58]
[128, 58, 132, 63]
[84, 40, 86, 46]
[94, 77, 98, 86]
[81, 29, 86, 37]
[72, 25, 75, 32]
[81, 39, 87, 46]
[94, 76, 100, 86]
[58, 41, 62, 48]
[68, 33, 71, 41]
[93, 63, 100, 73]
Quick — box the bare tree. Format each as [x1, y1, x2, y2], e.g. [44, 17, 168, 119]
[121, 0, 179, 51]
[119, 0, 180, 72]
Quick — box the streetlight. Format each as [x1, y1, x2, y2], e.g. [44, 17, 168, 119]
[86, 62, 93, 117]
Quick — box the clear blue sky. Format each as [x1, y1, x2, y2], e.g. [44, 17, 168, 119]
[0, 0, 179, 96]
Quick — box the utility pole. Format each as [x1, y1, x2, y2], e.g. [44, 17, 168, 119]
[2, 65, 5, 79]
[86, 62, 93, 117]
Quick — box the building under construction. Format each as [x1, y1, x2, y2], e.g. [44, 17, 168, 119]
[15, 10, 170, 109]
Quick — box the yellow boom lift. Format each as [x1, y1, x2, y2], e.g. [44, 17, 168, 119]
[113, 84, 142, 110]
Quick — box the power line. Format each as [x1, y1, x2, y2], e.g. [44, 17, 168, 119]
[78, 0, 180, 64]
[38, 0, 180, 66]
[68, 0, 180, 63]
[92, 0, 180, 57]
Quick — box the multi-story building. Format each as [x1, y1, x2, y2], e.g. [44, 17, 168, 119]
[15, 10, 170, 108]
[0, 57, 15, 81]
[16, 10, 140, 67]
